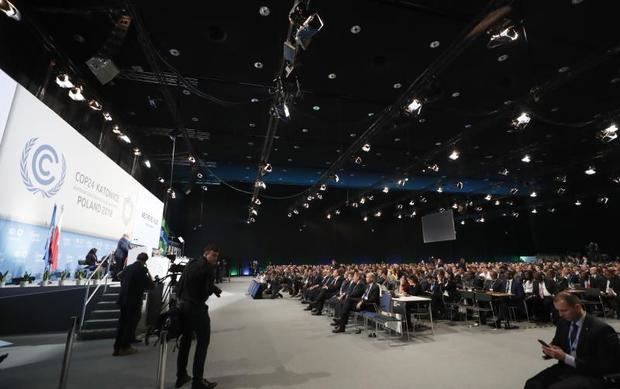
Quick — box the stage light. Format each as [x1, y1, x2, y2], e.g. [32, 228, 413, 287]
[451, 203, 458, 209]
[548, 208, 556, 213]
[449, 150, 460, 160]
[598, 196, 609, 205]
[250, 208, 258, 216]
[475, 206, 483, 212]
[612, 176, 620, 184]
[133, 148, 141, 156]
[555, 175, 567, 183]
[119, 134, 131, 144]
[88, 99, 102, 111]
[333, 174, 340, 183]
[436, 186, 443, 193]
[382, 187, 389, 193]
[293, 209, 299, 215]
[144, 160, 151, 168]
[397, 178, 408, 186]
[197, 173, 203, 179]
[409, 200, 415, 206]
[460, 220, 465, 225]
[510, 188, 519, 195]
[456, 181, 464, 190]
[303, 202, 309, 209]
[420, 196, 428, 203]
[397, 214, 403, 219]
[368, 195, 374, 201]
[476, 217, 485, 223]
[255, 180, 266, 189]
[170, 190, 176, 199]
[405, 98, 422, 115]
[396, 204, 404, 210]
[363, 216, 368, 222]
[320, 184, 327, 191]
[352, 202, 359, 208]
[326, 213, 332, 219]
[202, 185, 208, 191]
[273, 101, 290, 120]
[178, 236, 184, 243]
[410, 210, 417, 217]
[360, 197, 366, 204]
[374, 211, 382, 217]
[103, 112, 113, 121]
[55, 74, 74, 89]
[530, 191, 537, 198]
[262, 163, 273, 174]
[68, 86, 86, 101]
[511, 212, 519, 218]
[557, 188, 566, 196]
[598, 124, 618, 143]
[0, 0, 21, 21]
[512, 112, 531, 129]
[288, 212, 292, 218]
[585, 166, 596, 175]
[295, 13, 324, 50]
[188, 155, 196, 163]
[355, 156, 362, 164]
[575, 200, 582, 206]
[499, 168, 509, 176]
[531, 208, 538, 214]
[362, 143, 371, 152]
[158, 177, 164, 183]
[484, 194, 492, 201]
[430, 164, 439, 172]
[488, 25, 519, 48]
[112, 125, 121, 134]
[248, 217, 256, 224]
[255, 198, 262, 205]
[521, 154, 531, 163]
[495, 200, 501, 206]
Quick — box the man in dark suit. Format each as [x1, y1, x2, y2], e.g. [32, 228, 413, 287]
[309, 268, 344, 315]
[333, 272, 364, 321]
[176, 245, 222, 389]
[113, 252, 154, 356]
[603, 269, 620, 319]
[533, 272, 557, 322]
[332, 272, 378, 333]
[524, 292, 620, 389]
[485, 271, 507, 292]
[589, 267, 607, 290]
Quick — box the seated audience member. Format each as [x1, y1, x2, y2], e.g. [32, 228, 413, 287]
[532, 272, 557, 323]
[333, 271, 363, 319]
[603, 268, 620, 319]
[407, 275, 423, 296]
[308, 268, 344, 315]
[396, 275, 410, 296]
[485, 271, 506, 292]
[83, 248, 98, 271]
[332, 272, 379, 333]
[524, 292, 620, 389]
[556, 268, 571, 292]
[589, 267, 607, 290]
[523, 271, 535, 295]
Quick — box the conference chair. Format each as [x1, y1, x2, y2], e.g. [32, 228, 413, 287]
[363, 293, 410, 341]
[580, 288, 607, 317]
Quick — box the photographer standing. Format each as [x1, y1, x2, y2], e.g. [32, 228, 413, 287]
[175, 245, 222, 389]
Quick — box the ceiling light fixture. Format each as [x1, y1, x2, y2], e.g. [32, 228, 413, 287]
[512, 112, 531, 129]
[119, 134, 131, 144]
[68, 86, 85, 101]
[188, 155, 196, 163]
[382, 187, 389, 194]
[499, 168, 509, 176]
[102, 112, 112, 121]
[144, 160, 151, 168]
[55, 74, 74, 88]
[158, 177, 165, 183]
[0, 0, 20, 21]
[405, 98, 422, 115]
[585, 166, 596, 175]
[320, 184, 327, 191]
[484, 194, 492, 201]
[530, 191, 537, 198]
[437, 186, 443, 193]
[449, 150, 460, 160]
[598, 124, 618, 143]
[133, 148, 141, 156]
[362, 143, 371, 152]
[575, 200, 582, 206]
[255, 180, 266, 189]
[521, 154, 531, 163]
[88, 99, 102, 111]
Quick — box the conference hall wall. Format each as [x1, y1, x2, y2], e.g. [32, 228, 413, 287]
[0, 69, 164, 279]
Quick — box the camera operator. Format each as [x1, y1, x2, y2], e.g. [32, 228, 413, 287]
[175, 245, 222, 389]
[113, 252, 154, 356]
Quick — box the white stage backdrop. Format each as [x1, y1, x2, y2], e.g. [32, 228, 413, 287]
[0, 76, 163, 249]
[0, 69, 17, 144]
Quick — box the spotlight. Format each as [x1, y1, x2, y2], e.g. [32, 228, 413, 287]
[362, 143, 371, 152]
[612, 176, 620, 184]
[0, 0, 20, 21]
[475, 206, 483, 212]
[575, 200, 582, 206]
[68, 86, 86, 101]
[374, 211, 382, 217]
[288, 213, 292, 218]
[119, 134, 131, 144]
[460, 220, 465, 225]
[405, 98, 423, 115]
[249, 217, 256, 223]
[368, 195, 374, 201]
[112, 125, 122, 135]
[547, 208, 556, 213]
[188, 155, 196, 163]
[261, 163, 273, 175]
[484, 194, 492, 201]
[488, 25, 520, 48]
[133, 148, 141, 156]
[382, 187, 389, 194]
[334, 210, 340, 215]
[158, 177, 164, 183]
[476, 217, 485, 223]
[585, 166, 596, 175]
[355, 156, 362, 164]
[293, 209, 299, 215]
[55, 74, 74, 89]
[170, 190, 176, 199]
[429, 164, 439, 172]
[103, 112, 113, 121]
[144, 160, 151, 168]
[273, 101, 290, 120]
[456, 182, 464, 190]
[498, 168, 509, 176]
[512, 112, 531, 129]
[398, 214, 403, 219]
[409, 200, 415, 206]
[202, 185, 208, 191]
[557, 188, 566, 196]
[326, 214, 332, 219]
[303, 202, 309, 209]
[452, 203, 458, 209]
[352, 202, 359, 208]
[436, 187, 443, 193]
[294, 13, 324, 50]
[360, 197, 366, 204]
[333, 174, 340, 183]
[597, 124, 618, 143]
[530, 191, 537, 198]
[197, 172, 203, 179]
[307, 195, 314, 201]
[88, 99, 102, 111]
[255, 180, 267, 189]
[555, 175, 567, 183]
[510, 188, 519, 195]
[449, 150, 460, 160]
[254, 198, 261, 205]
[495, 200, 501, 206]
[531, 208, 538, 214]
[521, 154, 531, 163]
[420, 196, 427, 203]
[363, 216, 368, 222]
[396, 204, 404, 209]
[250, 208, 258, 216]
[511, 212, 519, 218]
[320, 184, 327, 191]
[598, 196, 609, 205]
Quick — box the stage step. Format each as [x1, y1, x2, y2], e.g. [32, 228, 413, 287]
[100, 293, 119, 302]
[78, 328, 116, 340]
[90, 309, 121, 320]
[82, 318, 118, 330]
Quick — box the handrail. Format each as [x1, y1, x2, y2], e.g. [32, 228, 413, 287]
[58, 316, 78, 389]
[78, 252, 113, 331]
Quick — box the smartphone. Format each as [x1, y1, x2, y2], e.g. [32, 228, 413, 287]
[538, 339, 550, 347]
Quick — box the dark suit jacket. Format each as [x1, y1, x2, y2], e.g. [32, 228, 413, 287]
[590, 275, 607, 291]
[533, 279, 557, 297]
[506, 279, 525, 300]
[338, 279, 350, 295]
[327, 276, 344, 294]
[408, 283, 423, 296]
[361, 283, 380, 305]
[346, 281, 366, 300]
[556, 277, 569, 292]
[118, 261, 154, 307]
[486, 278, 506, 292]
[551, 314, 620, 377]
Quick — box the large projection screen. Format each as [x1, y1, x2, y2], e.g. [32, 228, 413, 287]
[422, 210, 456, 243]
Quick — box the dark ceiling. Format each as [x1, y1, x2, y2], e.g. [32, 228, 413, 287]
[5, 0, 620, 223]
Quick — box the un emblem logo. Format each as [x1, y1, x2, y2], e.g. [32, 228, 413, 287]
[20, 137, 66, 198]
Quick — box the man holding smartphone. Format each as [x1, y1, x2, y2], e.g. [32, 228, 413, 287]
[175, 245, 222, 389]
[524, 292, 620, 389]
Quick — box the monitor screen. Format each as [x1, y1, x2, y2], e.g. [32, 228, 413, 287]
[422, 210, 456, 243]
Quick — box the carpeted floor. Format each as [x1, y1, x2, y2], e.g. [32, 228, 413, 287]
[1, 277, 619, 389]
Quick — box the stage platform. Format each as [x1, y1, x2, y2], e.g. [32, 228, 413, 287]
[2, 277, 619, 389]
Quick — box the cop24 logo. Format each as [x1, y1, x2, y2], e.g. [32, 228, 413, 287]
[20, 137, 66, 198]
